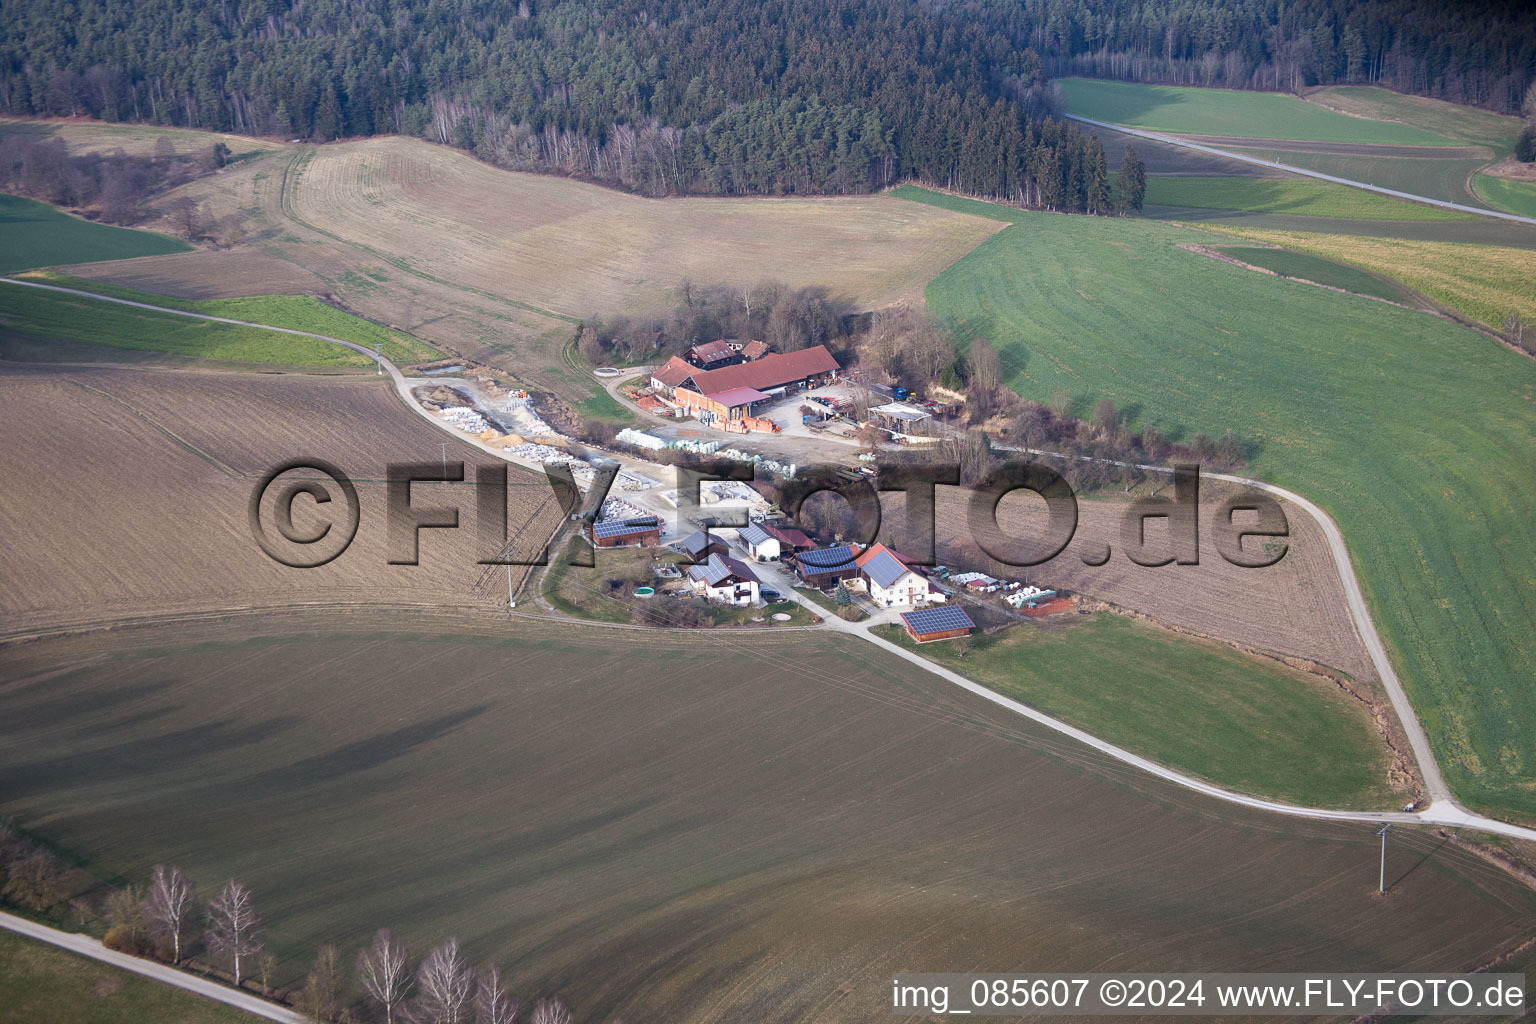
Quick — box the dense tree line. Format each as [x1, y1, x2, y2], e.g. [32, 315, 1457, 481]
[579, 280, 854, 366]
[2, 0, 1141, 212]
[0, 132, 228, 225]
[1008, 0, 1536, 114]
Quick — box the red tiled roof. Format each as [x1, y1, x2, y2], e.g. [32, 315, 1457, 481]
[689, 340, 736, 363]
[651, 356, 695, 389]
[764, 524, 814, 548]
[853, 542, 910, 569]
[740, 340, 769, 360]
[683, 345, 839, 395]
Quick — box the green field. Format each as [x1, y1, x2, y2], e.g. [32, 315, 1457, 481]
[1058, 79, 1457, 146]
[1474, 175, 1536, 219]
[20, 272, 441, 365]
[1143, 176, 1472, 221]
[0, 930, 259, 1024]
[1225, 146, 1493, 209]
[1303, 86, 1524, 154]
[884, 614, 1393, 808]
[0, 194, 190, 273]
[2, 615, 1533, 1024]
[1197, 228, 1536, 332]
[896, 185, 1536, 820]
[1209, 246, 1413, 303]
[0, 284, 371, 367]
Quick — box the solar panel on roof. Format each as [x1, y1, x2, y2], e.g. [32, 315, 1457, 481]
[740, 524, 772, 546]
[592, 516, 658, 539]
[798, 545, 855, 568]
[686, 554, 733, 585]
[861, 550, 910, 589]
[901, 606, 974, 634]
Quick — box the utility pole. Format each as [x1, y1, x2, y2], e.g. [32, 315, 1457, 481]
[1377, 825, 1391, 894]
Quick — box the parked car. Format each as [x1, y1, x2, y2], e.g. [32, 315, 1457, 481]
[761, 589, 782, 602]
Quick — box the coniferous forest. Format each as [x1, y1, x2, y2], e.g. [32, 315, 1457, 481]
[0, 0, 1530, 208]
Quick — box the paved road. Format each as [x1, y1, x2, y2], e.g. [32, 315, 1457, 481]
[7, 277, 1534, 846]
[0, 910, 303, 1023]
[1063, 113, 1536, 227]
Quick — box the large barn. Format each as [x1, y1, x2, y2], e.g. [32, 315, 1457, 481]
[650, 345, 840, 402]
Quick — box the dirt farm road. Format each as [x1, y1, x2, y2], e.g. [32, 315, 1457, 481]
[4, 276, 1536, 1007]
[4, 274, 1530, 840]
[1064, 113, 1536, 226]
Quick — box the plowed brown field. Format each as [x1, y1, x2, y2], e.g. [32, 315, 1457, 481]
[0, 363, 560, 638]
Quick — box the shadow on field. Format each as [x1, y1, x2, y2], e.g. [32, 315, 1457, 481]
[1387, 834, 1452, 893]
[0, 678, 175, 732]
[0, 716, 300, 797]
[217, 705, 493, 796]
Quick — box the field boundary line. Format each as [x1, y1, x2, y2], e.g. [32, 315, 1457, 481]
[13, 273, 1536, 844]
[0, 910, 304, 1023]
[1063, 114, 1536, 226]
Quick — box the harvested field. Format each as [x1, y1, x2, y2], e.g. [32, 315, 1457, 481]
[278, 139, 1000, 317]
[2, 613, 1534, 1024]
[0, 363, 561, 639]
[63, 247, 325, 299]
[901, 185, 1536, 820]
[0, 116, 282, 161]
[919, 485, 1376, 682]
[22, 126, 1003, 405]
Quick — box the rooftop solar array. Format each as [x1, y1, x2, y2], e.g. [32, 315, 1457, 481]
[797, 545, 856, 569]
[739, 523, 773, 547]
[900, 606, 975, 634]
[591, 515, 659, 539]
[686, 553, 733, 585]
[861, 550, 911, 589]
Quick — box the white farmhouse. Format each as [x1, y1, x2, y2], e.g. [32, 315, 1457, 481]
[685, 554, 761, 606]
[855, 543, 930, 608]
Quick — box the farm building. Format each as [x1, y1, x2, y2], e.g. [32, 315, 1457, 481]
[673, 385, 772, 425]
[737, 339, 770, 361]
[687, 339, 742, 370]
[676, 529, 729, 562]
[648, 346, 840, 401]
[685, 554, 761, 606]
[739, 523, 781, 561]
[900, 606, 975, 643]
[793, 544, 862, 588]
[762, 523, 815, 553]
[869, 402, 931, 430]
[855, 543, 930, 608]
[589, 516, 661, 548]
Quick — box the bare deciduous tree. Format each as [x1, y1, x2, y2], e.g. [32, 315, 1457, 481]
[298, 944, 346, 1023]
[475, 966, 520, 1024]
[529, 999, 571, 1024]
[358, 929, 412, 1024]
[205, 879, 263, 987]
[143, 865, 196, 963]
[415, 938, 475, 1024]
